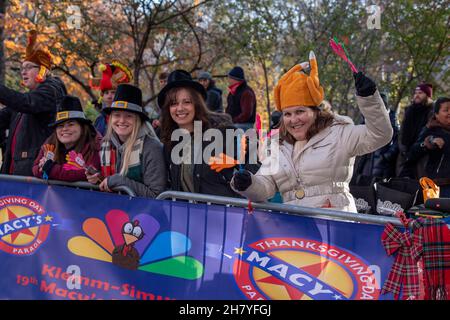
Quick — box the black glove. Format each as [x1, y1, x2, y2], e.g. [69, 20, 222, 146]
[233, 170, 252, 191]
[353, 71, 377, 97]
[42, 159, 55, 174]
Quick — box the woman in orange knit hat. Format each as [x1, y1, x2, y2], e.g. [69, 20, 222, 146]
[231, 51, 393, 212]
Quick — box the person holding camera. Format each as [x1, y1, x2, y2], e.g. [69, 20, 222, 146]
[405, 97, 450, 197]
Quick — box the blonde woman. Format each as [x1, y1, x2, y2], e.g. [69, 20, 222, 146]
[86, 84, 167, 198]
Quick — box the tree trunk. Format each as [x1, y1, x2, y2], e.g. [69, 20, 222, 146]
[133, 63, 140, 86]
[393, 72, 416, 112]
[260, 58, 271, 121]
[0, 0, 6, 85]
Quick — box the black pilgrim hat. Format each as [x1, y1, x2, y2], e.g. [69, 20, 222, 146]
[50, 95, 92, 127]
[103, 84, 149, 121]
[157, 69, 207, 108]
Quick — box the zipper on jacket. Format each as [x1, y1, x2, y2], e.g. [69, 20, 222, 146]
[436, 154, 444, 174]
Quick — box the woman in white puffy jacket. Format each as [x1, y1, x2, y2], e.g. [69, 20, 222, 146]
[231, 51, 393, 212]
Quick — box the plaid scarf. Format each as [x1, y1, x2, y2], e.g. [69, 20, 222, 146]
[100, 142, 117, 177]
[381, 221, 423, 300]
[100, 135, 144, 181]
[413, 218, 450, 300]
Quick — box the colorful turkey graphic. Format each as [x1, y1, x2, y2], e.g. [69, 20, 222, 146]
[111, 220, 144, 270]
[67, 210, 204, 280]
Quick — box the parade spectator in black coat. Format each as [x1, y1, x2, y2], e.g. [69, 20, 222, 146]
[352, 93, 400, 183]
[225, 66, 257, 131]
[198, 71, 223, 113]
[0, 30, 67, 176]
[398, 83, 434, 177]
[405, 97, 450, 197]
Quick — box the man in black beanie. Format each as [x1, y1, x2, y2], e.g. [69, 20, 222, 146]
[225, 66, 257, 130]
[398, 82, 434, 178]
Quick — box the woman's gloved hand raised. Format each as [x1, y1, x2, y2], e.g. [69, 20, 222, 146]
[354, 71, 377, 97]
[233, 170, 252, 191]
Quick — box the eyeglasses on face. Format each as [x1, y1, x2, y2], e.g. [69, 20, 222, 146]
[20, 65, 40, 72]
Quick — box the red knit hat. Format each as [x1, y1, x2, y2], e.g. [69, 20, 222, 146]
[416, 83, 433, 98]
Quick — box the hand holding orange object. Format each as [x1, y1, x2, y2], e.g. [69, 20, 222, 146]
[43, 144, 55, 161]
[209, 153, 239, 172]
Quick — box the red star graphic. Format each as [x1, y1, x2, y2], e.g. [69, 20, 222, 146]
[303, 260, 347, 295]
[257, 259, 335, 300]
[6, 208, 34, 244]
[300, 259, 330, 277]
[258, 275, 304, 300]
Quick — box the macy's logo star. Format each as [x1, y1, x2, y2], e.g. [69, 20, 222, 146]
[5, 208, 35, 244]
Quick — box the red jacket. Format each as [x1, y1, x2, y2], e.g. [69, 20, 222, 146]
[32, 133, 102, 182]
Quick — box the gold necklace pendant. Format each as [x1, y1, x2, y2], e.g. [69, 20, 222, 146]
[295, 189, 305, 200]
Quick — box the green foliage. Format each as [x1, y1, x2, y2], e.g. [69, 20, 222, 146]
[84, 100, 99, 123]
[2, 0, 448, 122]
[5, 68, 21, 91]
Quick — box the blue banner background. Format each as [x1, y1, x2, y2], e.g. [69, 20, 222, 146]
[0, 181, 395, 300]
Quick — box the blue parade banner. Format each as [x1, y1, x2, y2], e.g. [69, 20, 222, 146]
[0, 180, 395, 300]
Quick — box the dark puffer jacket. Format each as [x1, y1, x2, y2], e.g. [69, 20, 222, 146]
[0, 77, 67, 176]
[405, 119, 450, 186]
[205, 85, 223, 113]
[352, 109, 400, 183]
[226, 81, 257, 124]
[398, 101, 433, 177]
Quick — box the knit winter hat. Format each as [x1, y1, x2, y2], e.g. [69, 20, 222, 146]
[228, 66, 245, 81]
[24, 30, 52, 70]
[274, 51, 324, 111]
[416, 83, 433, 98]
[198, 71, 212, 80]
